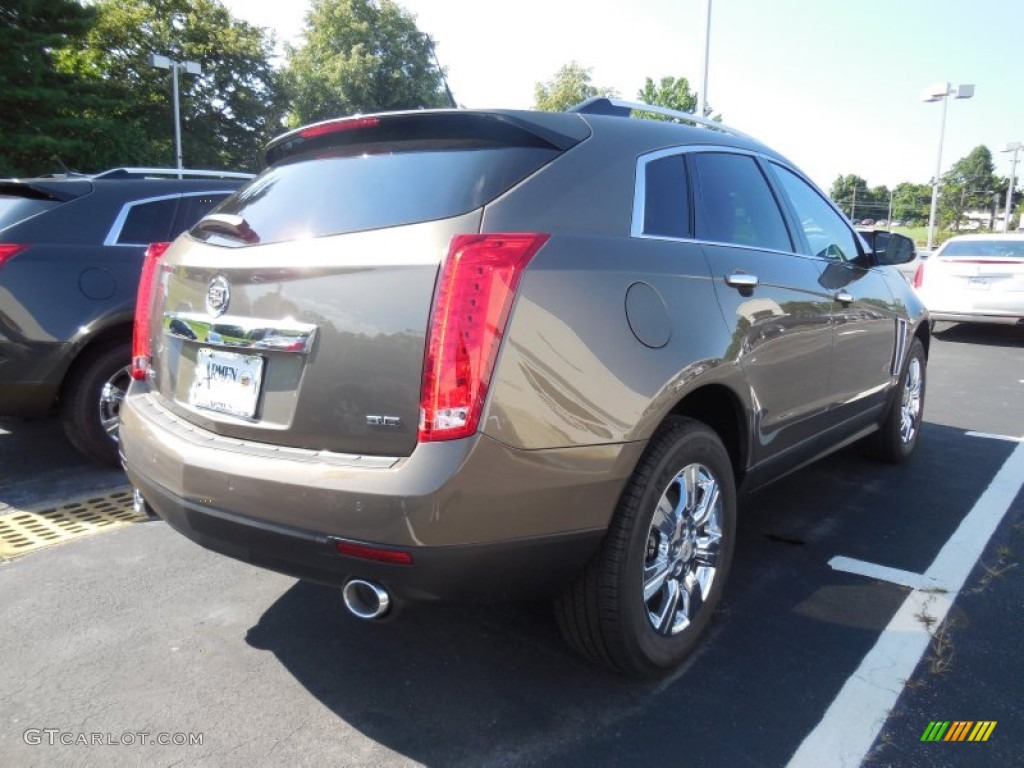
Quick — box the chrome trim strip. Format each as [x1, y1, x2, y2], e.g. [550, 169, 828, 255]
[163, 311, 318, 354]
[891, 318, 909, 376]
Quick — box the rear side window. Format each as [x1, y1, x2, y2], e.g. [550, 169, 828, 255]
[692, 153, 792, 252]
[0, 196, 61, 231]
[195, 145, 560, 247]
[640, 154, 691, 239]
[116, 198, 178, 245]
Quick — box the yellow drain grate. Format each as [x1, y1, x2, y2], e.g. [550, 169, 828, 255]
[0, 489, 147, 558]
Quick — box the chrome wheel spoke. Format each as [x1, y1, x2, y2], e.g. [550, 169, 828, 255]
[694, 531, 721, 567]
[652, 496, 678, 540]
[653, 578, 681, 635]
[98, 366, 131, 442]
[643, 558, 672, 602]
[692, 478, 719, 528]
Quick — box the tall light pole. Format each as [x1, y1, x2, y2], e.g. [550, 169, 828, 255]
[696, 0, 712, 117]
[149, 54, 201, 177]
[922, 82, 974, 251]
[1002, 141, 1021, 232]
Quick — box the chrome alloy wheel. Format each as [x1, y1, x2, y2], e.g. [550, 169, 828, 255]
[642, 463, 723, 636]
[99, 364, 132, 442]
[899, 357, 923, 445]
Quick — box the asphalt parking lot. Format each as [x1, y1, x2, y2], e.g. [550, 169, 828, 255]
[1, 322, 1021, 767]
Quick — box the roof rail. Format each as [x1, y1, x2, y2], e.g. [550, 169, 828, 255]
[568, 97, 756, 142]
[92, 167, 255, 180]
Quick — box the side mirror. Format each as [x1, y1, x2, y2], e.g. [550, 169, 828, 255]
[875, 232, 916, 266]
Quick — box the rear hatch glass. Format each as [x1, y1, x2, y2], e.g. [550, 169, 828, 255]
[0, 196, 61, 231]
[192, 111, 586, 247]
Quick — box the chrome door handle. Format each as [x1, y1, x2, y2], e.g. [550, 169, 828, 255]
[725, 273, 759, 291]
[834, 291, 854, 305]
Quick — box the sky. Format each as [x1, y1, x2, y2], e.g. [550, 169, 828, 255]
[220, 0, 1024, 193]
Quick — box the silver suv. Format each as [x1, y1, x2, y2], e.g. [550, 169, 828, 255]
[121, 100, 927, 676]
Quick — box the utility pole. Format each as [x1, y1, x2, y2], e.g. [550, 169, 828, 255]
[850, 185, 857, 222]
[696, 0, 712, 117]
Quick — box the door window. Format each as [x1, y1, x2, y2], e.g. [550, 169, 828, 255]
[692, 153, 792, 252]
[773, 165, 859, 262]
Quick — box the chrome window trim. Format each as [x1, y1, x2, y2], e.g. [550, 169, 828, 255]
[103, 190, 230, 247]
[632, 145, 800, 255]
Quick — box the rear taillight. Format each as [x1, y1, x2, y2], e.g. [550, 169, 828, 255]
[418, 233, 550, 442]
[131, 241, 171, 380]
[912, 262, 924, 289]
[0, 243, 27, 269]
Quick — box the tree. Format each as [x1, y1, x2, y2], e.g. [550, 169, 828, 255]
[891, 181, 931, 224]
[58, 0, 283, 173]
[0, 0, 108, 176]
[284, 0, 448, 127]
[534, 61, 615, 112]
[938, 145, 1000, 230]
[829, 174, 871, 219]
[636, 76, 697, 116]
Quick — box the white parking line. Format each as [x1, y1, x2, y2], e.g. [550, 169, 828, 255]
[827, 556, 946, 592]
[965, 431, 1024, 442]
[787, 438, 1024, 768]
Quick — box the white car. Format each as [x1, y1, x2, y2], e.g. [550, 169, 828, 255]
[913, 234, 1024, 325]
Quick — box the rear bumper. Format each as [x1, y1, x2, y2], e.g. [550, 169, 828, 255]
[929, 311, 1024, 325]
[130, 474, 603, 601]
[120, 391, 644, 602]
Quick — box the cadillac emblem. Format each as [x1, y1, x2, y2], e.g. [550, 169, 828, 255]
[206, 275, 230, 317]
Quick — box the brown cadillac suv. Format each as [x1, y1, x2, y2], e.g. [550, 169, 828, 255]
[120, 99, 927, 676]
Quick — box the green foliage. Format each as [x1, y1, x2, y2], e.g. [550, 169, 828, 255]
[633, 75, 712, 123]
[58, 0, 283, 173]
[0, 0, 110, 176]
[534, 61, 615, 112]
[284, 0, 448, 127]
[938, 145, 1000, 230]
[890, 181, 931, 224]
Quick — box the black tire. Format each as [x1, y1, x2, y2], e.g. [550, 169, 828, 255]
[860, 337, 926, 463]
[60, 342, 132, 466]
[555, 416, 737, 677]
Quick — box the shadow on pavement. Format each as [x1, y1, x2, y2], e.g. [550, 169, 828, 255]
[241, 423, 1010, 767]
[932, 322, 1024, 347]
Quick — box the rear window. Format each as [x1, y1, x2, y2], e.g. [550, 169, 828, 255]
[0, 196, 61, 231]
[939, 239, 1024, 258]
[192, 145, 560, 247]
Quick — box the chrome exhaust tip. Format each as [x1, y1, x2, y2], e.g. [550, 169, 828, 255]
[342, 579, 391, 620]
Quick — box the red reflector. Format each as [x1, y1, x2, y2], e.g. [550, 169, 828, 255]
[0, 243, 27, 268]
[299, 116, 380, 139]
[335, 541, 414, 565]
[131, 241, 171, 380]
[912, 262, 924, 289]
[419, 233, 550, 442]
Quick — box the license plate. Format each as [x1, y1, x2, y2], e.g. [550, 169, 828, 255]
[189, 347, 264, 418]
